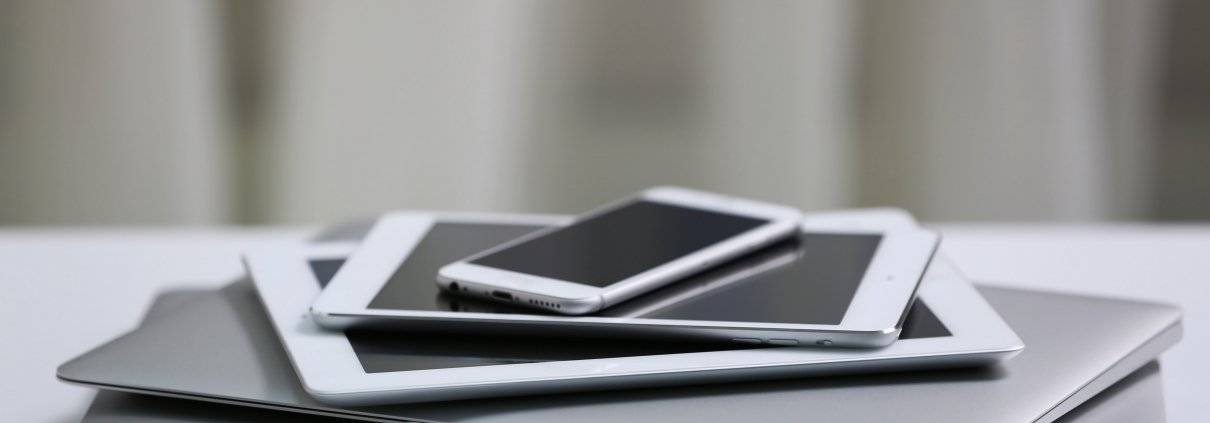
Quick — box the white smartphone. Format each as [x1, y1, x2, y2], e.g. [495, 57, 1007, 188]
[437, 187, 803, 314]
[312, 209, 940, 347]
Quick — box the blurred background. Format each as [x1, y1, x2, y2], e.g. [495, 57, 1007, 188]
[1, 0, 1207, 226]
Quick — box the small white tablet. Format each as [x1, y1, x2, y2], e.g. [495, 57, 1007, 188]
[311, 212, 938, 347]
[245, 241, 1021, 406]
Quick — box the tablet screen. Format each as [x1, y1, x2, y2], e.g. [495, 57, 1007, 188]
[368, 222, 889, 326]
[620, 233, 879, 325]
[324, 222, 950, 373]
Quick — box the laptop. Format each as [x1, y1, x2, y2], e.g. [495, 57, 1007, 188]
[78, 288, 1169, 423]
[58, 278, 1179, 423]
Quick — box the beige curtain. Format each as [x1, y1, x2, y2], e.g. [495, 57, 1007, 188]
[0, 0, 1181, 225]
[1, 0, 231, 224]
[857, 0, 1164, 221]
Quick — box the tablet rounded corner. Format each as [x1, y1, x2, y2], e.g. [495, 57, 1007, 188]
[302, 381, 359, 406]
[308, 306, 355, 330]
[867, 325, 904, 347]
[828, 324, 903, 348]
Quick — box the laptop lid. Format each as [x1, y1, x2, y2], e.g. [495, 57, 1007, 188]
[58, 278, 1179, 423]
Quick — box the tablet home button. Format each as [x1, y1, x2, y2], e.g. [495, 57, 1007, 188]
[767, 339, 799, 346]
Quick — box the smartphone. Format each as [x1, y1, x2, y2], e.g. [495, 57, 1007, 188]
[311, 210, 940, 347]
[436, 187, 802, 314]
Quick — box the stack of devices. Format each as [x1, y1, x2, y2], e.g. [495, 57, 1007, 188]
[247, 187, 1019, 405]
[57, 186, 1184, 422]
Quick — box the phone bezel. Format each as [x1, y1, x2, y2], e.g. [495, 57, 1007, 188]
[436, 187, 803, 314]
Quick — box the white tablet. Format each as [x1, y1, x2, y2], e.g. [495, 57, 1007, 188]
[245, 241, 1022, 406]
[311, 212, 938, 347]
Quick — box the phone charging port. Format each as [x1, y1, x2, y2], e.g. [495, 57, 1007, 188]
[491, 290, 513, 301]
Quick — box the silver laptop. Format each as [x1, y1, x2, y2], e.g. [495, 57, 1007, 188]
[59, 278, 1181, 423]
[77, 288, 1170, 423]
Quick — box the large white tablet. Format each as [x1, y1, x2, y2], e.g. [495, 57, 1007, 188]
[311, 212, 939, 347]
[245, 241, 1021, 406]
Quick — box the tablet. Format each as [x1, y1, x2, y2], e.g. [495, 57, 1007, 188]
[244, 242, 1021, 406]
[311, 212, 939, 347]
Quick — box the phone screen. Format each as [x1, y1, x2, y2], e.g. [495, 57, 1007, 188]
[468, 200, 768, 287]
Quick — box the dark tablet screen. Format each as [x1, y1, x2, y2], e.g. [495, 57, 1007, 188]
[369, 222, 880, 325]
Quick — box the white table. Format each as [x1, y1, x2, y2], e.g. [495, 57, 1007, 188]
[1, 224, 1204, 422]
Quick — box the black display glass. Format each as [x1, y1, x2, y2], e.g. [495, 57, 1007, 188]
[326, 222, 950, 373]
[631, 233, 882, 325]
[469, 200, 768, 287]
[372, 222, 883, 325]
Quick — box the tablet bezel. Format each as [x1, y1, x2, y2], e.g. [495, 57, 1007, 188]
[311, 211, 939, 346]
[246, 242, 1021, 406]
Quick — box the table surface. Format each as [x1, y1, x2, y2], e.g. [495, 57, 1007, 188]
[1, 224, 1205, 422]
